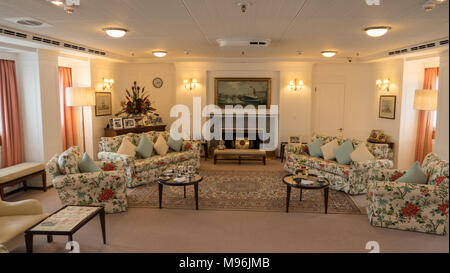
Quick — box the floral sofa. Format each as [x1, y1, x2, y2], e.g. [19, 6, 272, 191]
[367, 153, 449, 235]
[47, 146, 128, 213]
[284, 135, 394, 195]
[98, 131, 201, 188]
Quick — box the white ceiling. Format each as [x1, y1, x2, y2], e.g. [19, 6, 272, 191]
[0, 0, 448, 60]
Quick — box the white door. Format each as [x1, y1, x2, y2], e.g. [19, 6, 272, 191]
[315, 84, 345, 136]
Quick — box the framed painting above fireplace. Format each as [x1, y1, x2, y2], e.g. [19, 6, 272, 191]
[215, 78, 271, 108]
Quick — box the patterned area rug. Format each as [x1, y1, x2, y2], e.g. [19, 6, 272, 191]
[127, 164, 361, 214]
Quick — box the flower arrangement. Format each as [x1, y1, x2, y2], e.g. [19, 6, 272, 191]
[115, 81, 158, 117]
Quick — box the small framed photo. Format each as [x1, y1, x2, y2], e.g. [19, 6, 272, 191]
[379, 95, 396, 120]
[123, 118, 136, 129]
[288, 135, 302, 144]
[112, 118, 123, 129]
[143, 117, 152, 126]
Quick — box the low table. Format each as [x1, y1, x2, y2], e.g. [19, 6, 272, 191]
[282, 174, 330, 213]
[0, 162, 46, 199]
[214, 148, 266, 165]
[25, 205, 106, 253]
[158, 174, 203, 210]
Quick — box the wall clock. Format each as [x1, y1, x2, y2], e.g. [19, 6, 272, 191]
[153, 77, 163, 88]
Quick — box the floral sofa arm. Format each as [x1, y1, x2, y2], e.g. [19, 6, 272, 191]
[52, 171, 128, 213]
[351, 159, 394, 171]
[368, 168, 406, 182]
[286, 143, 308, 155]
[182, 140, 201, 154]
[98, 152, 135, 180]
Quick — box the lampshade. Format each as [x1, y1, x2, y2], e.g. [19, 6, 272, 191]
[66, 87, 95, 107]
[414, 89, 438, 111]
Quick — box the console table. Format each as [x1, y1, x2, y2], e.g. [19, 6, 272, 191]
[104, 125, 166, 137]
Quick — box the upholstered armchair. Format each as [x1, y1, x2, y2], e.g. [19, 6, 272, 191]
[46, 147, 128, 213]
[0, 199, 49, 252]
[367, 153, 449, 235]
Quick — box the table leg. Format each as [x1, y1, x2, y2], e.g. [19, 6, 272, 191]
[286, 185, 291, 213]
[25, 233, 33, 253]
[158, 183, 163, 209]
[281, 145, 285, 162]
[68, 234, 73, 242]
[42, 170, 47, 192]
[47, 235, 53, 243]
[300, 188, 303, 201]
[99, 209, 106, 244]
[324, 187, 329, 214]
[184, 185, 186, 198]
[194, 183, 199, 210]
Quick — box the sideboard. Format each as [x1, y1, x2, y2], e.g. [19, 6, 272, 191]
[104, 125, 167, 137]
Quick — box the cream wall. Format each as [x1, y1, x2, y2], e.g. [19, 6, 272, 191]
[312, 59, 404, 166]
[435, 50, 449, 160]
[174, 62, 314, 148]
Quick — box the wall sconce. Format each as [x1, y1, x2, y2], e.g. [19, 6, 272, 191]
[376, 78, 390, 92]
[103, 78, 114, 91]
[184, 78, 198, 91]
[289, 79, 304, 91]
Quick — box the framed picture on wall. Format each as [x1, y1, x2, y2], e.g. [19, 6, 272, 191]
[214, 78, 271, 108]
[95, 92, 112, 116]
[379, 95, 396, 120]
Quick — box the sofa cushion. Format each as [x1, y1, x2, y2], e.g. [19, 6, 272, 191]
[58, 146, 82, 175]
[117, 137, 136, 157]
[136, 134, 154, 159]
[350, 143, 375, 162]
[167, 136, 183, 152]
[307, 138, 323, 157]
[78, 153, 102, 173]
[396, 161, 428, 184]
[321, 139, 339, 160]
[334, 139, 354, 165]
[154, 134, 169, 155]
[288, 154, 350, 178]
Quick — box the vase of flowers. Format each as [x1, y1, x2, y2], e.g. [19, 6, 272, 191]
[115, 81, 159, 123]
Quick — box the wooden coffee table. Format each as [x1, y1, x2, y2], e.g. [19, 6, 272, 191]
[158, 174, 203, 210]
[25, 205, 105, 253]
[282, 174, 330, 213]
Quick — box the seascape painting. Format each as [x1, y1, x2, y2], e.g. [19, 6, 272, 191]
[215, 78, 271, 107]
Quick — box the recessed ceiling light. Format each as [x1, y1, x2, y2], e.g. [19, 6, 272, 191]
[364, 26, 392, 37]
[321, 51, 337, 58]
[102, 27, 128, 38]
[51, 0, 64, 6]
[152, 51, 167, 57]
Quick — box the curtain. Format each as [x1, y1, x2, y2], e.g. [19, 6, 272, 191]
[415, 67, 439, 163]
[0, 59, 24, 168]
[59, 67, 77, 150]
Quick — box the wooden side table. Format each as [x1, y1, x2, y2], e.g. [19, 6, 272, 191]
[280, 142, 288, 162]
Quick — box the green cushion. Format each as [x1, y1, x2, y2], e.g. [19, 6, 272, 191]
[396, 161, 428, 184]
[167, 136, 183, 152]
[308, 138, 323, 157]
[333, 139, 354, 165]
[136, 133, 154, 159]
[78, 152, 102, 173]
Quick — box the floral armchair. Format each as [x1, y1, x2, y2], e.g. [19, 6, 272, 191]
[46, 146, 128, 213]
[367, 153, 449, 235]
[98, 131, 201, 188]
[284, 135, 393, 195]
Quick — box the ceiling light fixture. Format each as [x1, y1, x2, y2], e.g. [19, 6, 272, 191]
[364, 26, 392, 37]
[321, 51, 337, 58]
[152, 51, 167, 57]
[51, 0, 64, 6]
[102, 27, 128, 38]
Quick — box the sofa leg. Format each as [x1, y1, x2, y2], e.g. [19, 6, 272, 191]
[42, 170, 47, 192]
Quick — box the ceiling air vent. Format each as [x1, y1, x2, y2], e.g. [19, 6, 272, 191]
[217, 39, 271, 47]
[1, 25, 107, 57]
[4, 17, 52, 28]
[386, 37, 449, 57]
